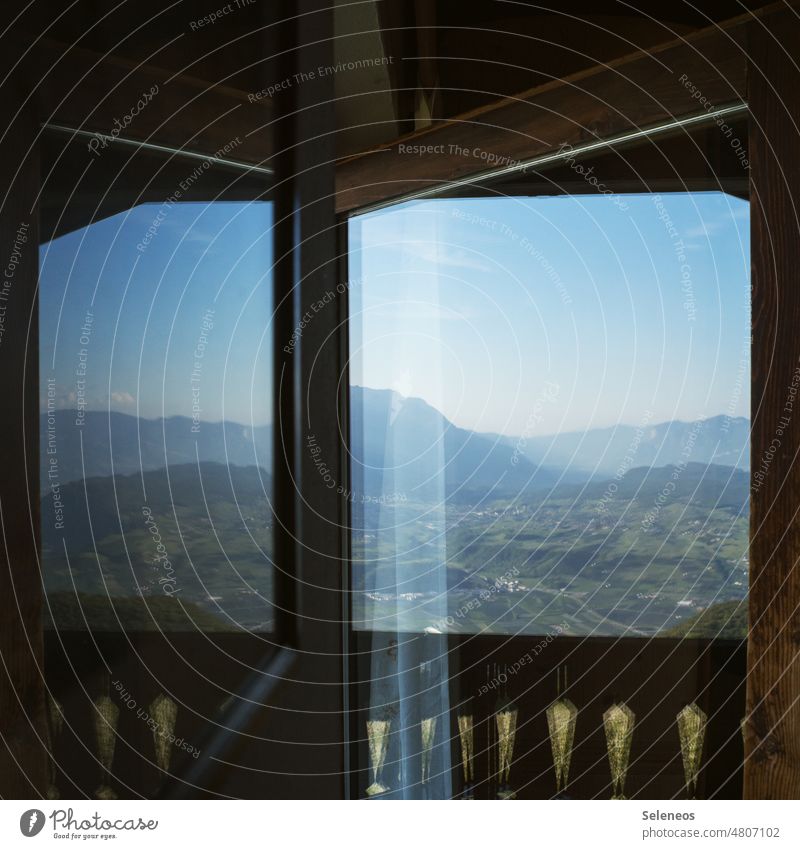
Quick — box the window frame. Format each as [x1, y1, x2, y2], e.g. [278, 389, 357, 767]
[339, 113, 753, 800]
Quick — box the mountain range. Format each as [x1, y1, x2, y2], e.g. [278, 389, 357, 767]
[40, 389, 750, 636]
[42, 409, 270, 488]
[42, 387, 749, 499]
[494, 413, 749, 477]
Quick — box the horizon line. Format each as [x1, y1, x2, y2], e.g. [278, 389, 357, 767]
[42, 396, 750, 441]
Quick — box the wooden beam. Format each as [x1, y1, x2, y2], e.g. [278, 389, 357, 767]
[437, 118, 750, 202]
[37, 40, 272, 167]
[745, 5, 800, 800]
[334, 9, 766, 213]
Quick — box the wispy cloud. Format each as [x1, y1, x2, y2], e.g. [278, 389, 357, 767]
[111, 391, 136, 406]
[361, 212, 495, 272]
[368, 301, 469, 323]
[400, 240, 494, 272]
[683, 204, 749, 239]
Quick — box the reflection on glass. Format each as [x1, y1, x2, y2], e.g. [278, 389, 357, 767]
[677, 702, 707, 798]
[39, 202, 274, 633]
[93, 694, 120, 799]
[46, 695, 64, 799]
[495, 698, 519, 799]
[603, 701, 635, 800]
[457, 711, 475, 797]
[366, 719, 392, 796]
[547, 697, 578, 796]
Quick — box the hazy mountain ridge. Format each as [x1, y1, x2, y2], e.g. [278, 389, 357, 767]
[532, 461, 749, 510]
[349, 386, 559, 500]
[493, 414, 750, 476]
[42, 389, 750, 499]
[41, 409, 271, 488]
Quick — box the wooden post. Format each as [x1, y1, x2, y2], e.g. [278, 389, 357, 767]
[745, 4, 800, 799]
[0, 40, 48, 796]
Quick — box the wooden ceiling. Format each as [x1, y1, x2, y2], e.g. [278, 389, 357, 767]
[335, 10, 754, 212]
[28, 1, 785, 220]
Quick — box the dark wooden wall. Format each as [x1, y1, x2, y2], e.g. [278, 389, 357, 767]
[0, 36, 49, 796]
[745, 5, 800, 799]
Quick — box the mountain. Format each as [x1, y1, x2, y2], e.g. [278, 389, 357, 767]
[349, 386, 560, 501]
[41, 391, 749, 501]
[39, 395, 750, 636]
[42, 461, 272, 553]
[43, 389, 561, 499]
[41, 409, 271, 488]
[536, 461, 749, 510]
[44, 591, 235, 632]
[494, 414, 749, 477]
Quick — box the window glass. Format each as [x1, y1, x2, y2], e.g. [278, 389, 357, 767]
[40, 201, 274, 633]
[348, 190, 750, 801]
[349, 192, 750, 639]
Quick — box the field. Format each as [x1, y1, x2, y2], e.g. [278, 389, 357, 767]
[42, 460, 748, 638]
[352, 463, 749, 637]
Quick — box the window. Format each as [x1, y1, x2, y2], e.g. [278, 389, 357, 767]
[41, 200, 274, 634]
[350, 191, 749, 638]
[28, 2, 347, 799]
[37, 132, 284, 798]
[348, 189, 750, 800]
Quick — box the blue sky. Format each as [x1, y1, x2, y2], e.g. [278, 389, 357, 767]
[349, 192, 750, 436]
[40, 192, 750, 437]
[40, 201, 274, 425]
